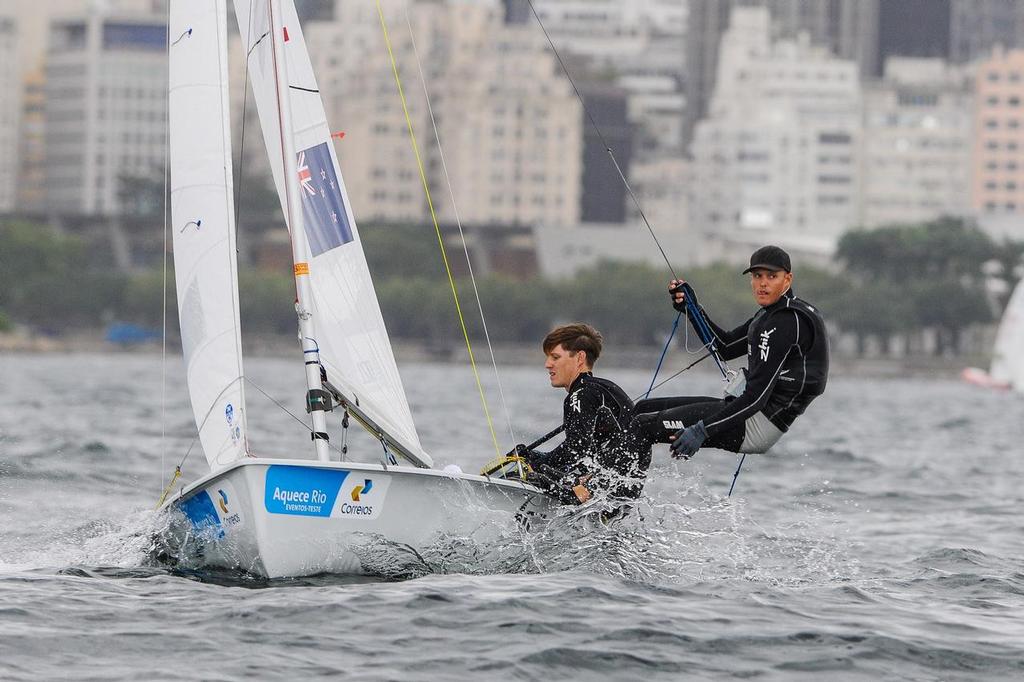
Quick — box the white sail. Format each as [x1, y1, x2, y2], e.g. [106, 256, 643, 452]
[169, 0, 249, 470]
[234, 0, 428, 464]
[991, 280, 1024, 391]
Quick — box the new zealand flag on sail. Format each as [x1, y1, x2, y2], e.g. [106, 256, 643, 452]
[297, 142, 354, 257]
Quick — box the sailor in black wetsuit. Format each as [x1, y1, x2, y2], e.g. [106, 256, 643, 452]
[634, 246, 829, 459]
[516, 323, 650, 505]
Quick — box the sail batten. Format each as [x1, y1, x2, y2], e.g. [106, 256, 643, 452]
[169, 0, 248, 471]
[235, 0, 430, 466]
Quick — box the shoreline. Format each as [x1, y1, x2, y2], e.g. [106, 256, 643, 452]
[0, 329, 987, 379]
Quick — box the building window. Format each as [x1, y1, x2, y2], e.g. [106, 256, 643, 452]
[987, 71, 1001, 82]
[986, 119, 999, 129]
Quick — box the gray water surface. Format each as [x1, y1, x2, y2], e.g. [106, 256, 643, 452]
[1, 353, 1022, 680]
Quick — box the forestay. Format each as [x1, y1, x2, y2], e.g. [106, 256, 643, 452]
[991, 280, 1024, 391]
[168, 0, 249, 471]
[234, 0, 429, 464]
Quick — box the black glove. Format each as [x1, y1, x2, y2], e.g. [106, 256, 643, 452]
[669, 281, 687, 313]
[670, 420, 707, 460]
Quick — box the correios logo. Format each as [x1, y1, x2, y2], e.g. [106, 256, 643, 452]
[350, 479, 373, 501]
[341, 479, 376, 516]
[215, 487, 242, 528]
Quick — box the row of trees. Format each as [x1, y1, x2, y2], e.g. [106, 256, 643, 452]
[1, 217, 1020, 356]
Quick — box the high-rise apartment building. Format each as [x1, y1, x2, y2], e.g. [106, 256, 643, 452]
[950, 0, 1024, 64]
[972, 49, 1024, 216]
[44, 12, 166, 215]
[0, 15, 18, 212]
[689, 7, 860, 249]
[861, 58, 973, 228]
[313, 0, 582, 227]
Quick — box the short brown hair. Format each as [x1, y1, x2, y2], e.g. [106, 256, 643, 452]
[542, 323, 603, 367]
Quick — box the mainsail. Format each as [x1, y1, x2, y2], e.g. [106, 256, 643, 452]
[169, 0, 249, 470]
[991, 280, 1024, 391]
[234, 0, 429, 464]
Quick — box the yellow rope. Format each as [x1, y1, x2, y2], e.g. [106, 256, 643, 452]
[155, 465, 182, 509]
[375, 0, 502, 458]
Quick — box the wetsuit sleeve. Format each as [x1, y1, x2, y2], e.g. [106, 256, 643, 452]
[687, 305, 750, 362]
[702, 309, 802, 437]
[539, 386, 602, 472]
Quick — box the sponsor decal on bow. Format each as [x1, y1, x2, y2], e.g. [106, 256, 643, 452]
[265, 466, 390, 520]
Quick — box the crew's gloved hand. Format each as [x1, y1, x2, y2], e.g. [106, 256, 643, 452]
[670, 420, 707, 460]
[668, 279, 688, 313]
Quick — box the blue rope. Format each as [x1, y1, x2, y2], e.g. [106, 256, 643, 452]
[680, 283, 728, 379]
[643, 312, 682, 400]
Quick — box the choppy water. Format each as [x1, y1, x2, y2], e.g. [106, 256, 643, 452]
[1, 352, 1023, 680]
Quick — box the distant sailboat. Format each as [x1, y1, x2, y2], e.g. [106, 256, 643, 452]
[962, 279, 1024, 392]
[160, 0, 551, 578]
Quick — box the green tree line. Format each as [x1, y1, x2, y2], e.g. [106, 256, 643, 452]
[1, 217, 1020, 356]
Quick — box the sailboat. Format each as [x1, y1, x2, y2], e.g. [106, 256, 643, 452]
[962, 279, 1024, 393]
[160, 0, 553, 578]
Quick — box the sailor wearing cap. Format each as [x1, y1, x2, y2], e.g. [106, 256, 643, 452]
[633, 245, 830, 459]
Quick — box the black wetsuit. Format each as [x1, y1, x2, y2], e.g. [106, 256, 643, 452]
[635, 289, 829, 453]
[528, 372, 651, 501]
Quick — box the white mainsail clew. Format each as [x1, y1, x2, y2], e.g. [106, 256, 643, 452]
[168, 0, 248, 470]
[233, 0, 428, 465]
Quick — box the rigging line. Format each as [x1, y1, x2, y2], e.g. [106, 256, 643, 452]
[244, 378, 348, 459]
[376, 0, 503, 458]
[524, 0, 677, 281]
[160, 2, 171, 494]
[402, 2, 520, 452]
[643, 312, 682, 400]
[233, 0, 255, 251]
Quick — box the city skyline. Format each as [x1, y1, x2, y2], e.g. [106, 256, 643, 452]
[0, 0, 1022, 272]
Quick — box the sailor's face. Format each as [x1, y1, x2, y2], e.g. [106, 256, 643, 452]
[545, 344, 586, 390]
[750, 268, 792, 307]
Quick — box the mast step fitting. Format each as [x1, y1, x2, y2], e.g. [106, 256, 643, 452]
[306, 388, 334, 413]
[311, 431, 330, 442]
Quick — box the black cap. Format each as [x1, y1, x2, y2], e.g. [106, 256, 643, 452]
[742, 245, 791, 274]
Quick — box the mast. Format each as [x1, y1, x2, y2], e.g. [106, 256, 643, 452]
[267, 0, 331, 461]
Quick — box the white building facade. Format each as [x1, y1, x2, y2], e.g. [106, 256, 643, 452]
[861, 58, 973, 228]
[311, 0, 582, 227]
[44, 12, 166, 215]
[0, 14, 18, 211]
[689, 7, 861, 256]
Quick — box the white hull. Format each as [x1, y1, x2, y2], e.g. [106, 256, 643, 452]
[159, 459, 554, 577]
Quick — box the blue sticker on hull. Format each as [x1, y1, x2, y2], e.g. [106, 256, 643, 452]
[180, 490, 224, 539]
[265, 465, 349, 517]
